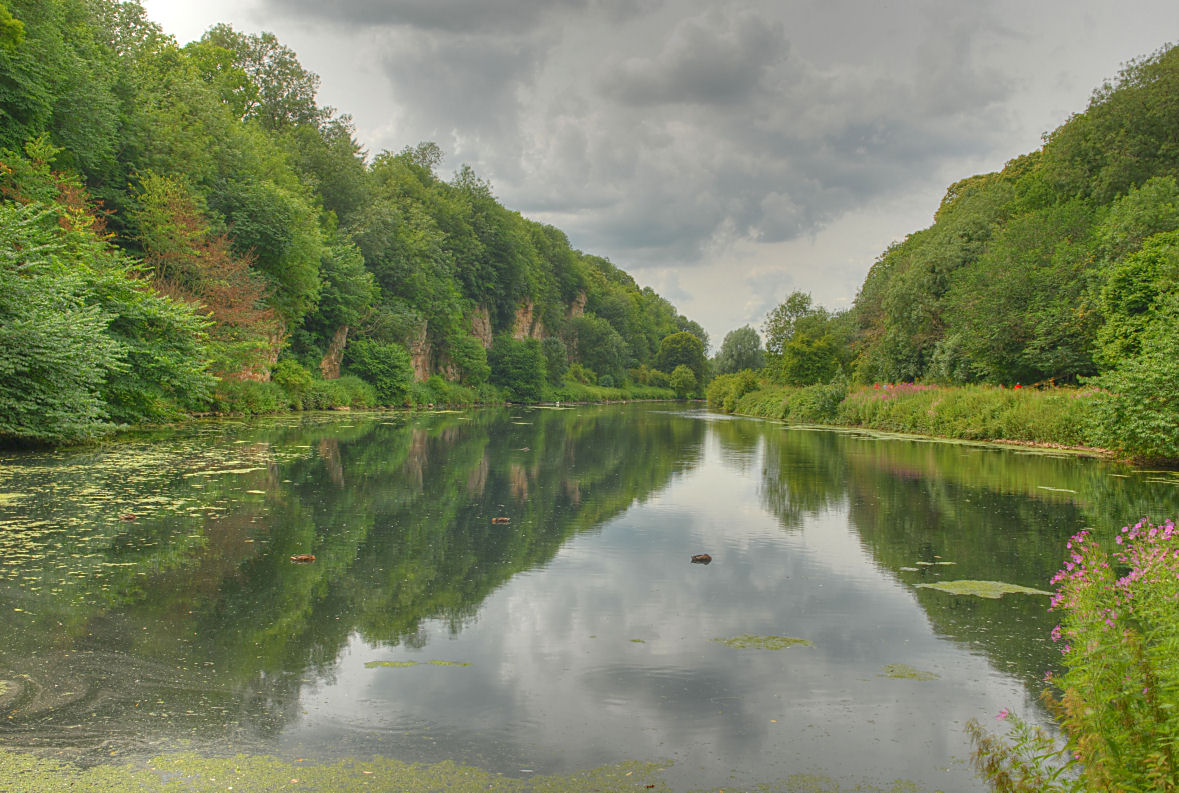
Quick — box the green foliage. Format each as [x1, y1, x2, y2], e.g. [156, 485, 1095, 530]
[541, 336, 569, 385]
[300, 374, 376, 410]
[971, 520, 1179, 792]
[1088, 297, 1179, 461]
[715, 325, 765, 374]
[0, 159, 213, 442]
[656, 331, 706, 384]
[446, 334, 491, 386]
[343, 338, 414, 405]
[0, 202, 124, 443]
[211, 378, 285, 414]
[705, 369, 760, 413]
[763, 291, 852, 386]
[569, 315, 630, 384]
[0, 1, 702, 438]
[668, 364, 697, 398]
[1095, 230, 1179, 365]
[271, 359, 313, 397]
[848, 44, 1179, 392]
[488, 335, 546, 402]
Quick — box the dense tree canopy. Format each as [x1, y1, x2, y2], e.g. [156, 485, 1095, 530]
[0, 0, 700, 444]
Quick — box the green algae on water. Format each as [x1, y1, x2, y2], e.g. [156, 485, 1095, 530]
[0, 748, 669, 793]
[364, 660, 471, 668]
[916, 579, 1051, 598]
[879, 664, 939, 681]
[713, 634, 813, 650]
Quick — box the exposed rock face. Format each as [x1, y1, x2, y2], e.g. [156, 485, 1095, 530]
[471, 307, 492, 348]
[512, 299, 545, 341]
[319, 326, 348, 380]
[408, 322, 431, 382]
[568, 291, 587, 319]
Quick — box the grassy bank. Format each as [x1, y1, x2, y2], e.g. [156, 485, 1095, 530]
[200, 374, 677, 417]
[708, 374, 1103, 451]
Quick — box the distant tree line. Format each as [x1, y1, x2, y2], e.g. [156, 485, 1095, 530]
[0, 0, 709, 445]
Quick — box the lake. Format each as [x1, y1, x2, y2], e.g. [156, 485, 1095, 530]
[2, 404, 1178, 792]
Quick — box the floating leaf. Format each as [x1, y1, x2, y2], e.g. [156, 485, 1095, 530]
[712, 634, 813, 650]
[916, 580, 1051, 598]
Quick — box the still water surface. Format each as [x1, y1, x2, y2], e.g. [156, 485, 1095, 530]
[2, 404, 1179, 791]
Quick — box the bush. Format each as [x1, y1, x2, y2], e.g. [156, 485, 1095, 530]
[344, 338, 414, 405]
[1088, 302, 1179, 461]
[706, 369, 760, 413]
[669, 364, 697, 398]
[272, 360, 313, 408]
[211, 379, 285, 414]
[489, 336, 547, 402]
[969, 519, 1179, 792]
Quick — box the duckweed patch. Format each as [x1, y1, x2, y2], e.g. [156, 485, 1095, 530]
[915, 579, 1051, 598]
[879, 664, 939, 681]
[0, 748, 669, 793]
[713, 635, 813, 650]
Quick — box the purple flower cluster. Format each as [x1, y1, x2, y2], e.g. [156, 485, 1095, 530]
[1049, 519, 1179, 655]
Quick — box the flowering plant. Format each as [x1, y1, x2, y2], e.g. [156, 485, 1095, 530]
[969, 519, 1179, 792]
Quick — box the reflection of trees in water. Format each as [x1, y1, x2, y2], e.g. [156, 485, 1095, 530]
[0, 406, 706, 749]
[754, 428, 1179, 690]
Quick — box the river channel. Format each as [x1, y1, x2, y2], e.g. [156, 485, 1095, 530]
[2, 404, 1178, 791]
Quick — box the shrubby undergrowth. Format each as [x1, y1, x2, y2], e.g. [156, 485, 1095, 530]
[968, 519, 1179, 792]
[711, 379, 1098, 449]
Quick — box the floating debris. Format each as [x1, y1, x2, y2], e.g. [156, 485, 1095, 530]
[289, 554, 316, 563]
[916, 580, 1051, 598]
[880, 663, 939, 681]
[1036, 486, 1078, 493]
[713, 634, 813, 650]
[491, 517, 510, 524]
[690, 553, 712, 564]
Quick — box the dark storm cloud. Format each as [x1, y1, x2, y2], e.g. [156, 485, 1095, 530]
[258, 0, 655, 32]
[600, 9, 787, 106]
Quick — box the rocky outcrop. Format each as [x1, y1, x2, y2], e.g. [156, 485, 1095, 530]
[319, 326, 348, 380]
[408, 322, 431, 382]
[568, 291, 587, 319]
[512, 299, 545, 341]
[471, 307, 492, 348]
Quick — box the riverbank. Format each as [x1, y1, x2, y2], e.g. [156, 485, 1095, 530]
[707, 376, 1113, 456]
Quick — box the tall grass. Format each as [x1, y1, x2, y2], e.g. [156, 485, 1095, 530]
[722, 382, 1098, 447]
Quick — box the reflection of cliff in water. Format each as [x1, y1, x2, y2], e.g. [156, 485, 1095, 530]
[0, 405, 704, 755]
[751, 426, 1179, 690]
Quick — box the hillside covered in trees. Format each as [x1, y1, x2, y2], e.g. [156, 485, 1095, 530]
[706, 42, 1179, 460]
[851, 43, 1179, 389]
[0, 0, 709, 445]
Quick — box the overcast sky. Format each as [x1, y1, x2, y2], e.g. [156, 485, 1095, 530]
[142, 0, 1179, 346]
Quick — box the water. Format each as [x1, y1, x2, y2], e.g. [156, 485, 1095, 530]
[1, 404, 1178, 791]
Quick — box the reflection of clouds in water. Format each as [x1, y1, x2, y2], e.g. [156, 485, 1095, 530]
[289, 420, 1032, 791]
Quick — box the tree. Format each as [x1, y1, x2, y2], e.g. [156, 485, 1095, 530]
[656, 331, 706, 384]
[344, 338, 413, 405]
[764, 291, 850, 385]
[568, 315, 629, 384]
[715, 325, 765, 374]
[488, 336, 546, 402]
[199, 24, 326, 130]
[669, 364, 697, 398]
